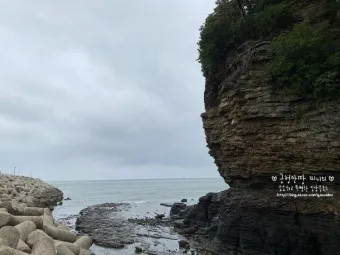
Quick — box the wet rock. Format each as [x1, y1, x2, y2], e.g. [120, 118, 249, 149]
[184, 226, 197, 235]
[128, 217, 172, 228]
[170, 203, 187, 218]
[181, 199, 187, 202]
[153, 240, 161, 246]
[170, 215, 183, 220]
[146, 250, 158, 255]
[75, 203, 133, 248]
[178, 240, 190, 249]
[174, 192, 222, 233]
[76, 202, 181, 252]
[154, 213, 165, 220]
[135, 246, 143, 253]
[56, 214, 78, 230]
[174, 220, 185, 229]
[160, 203, 173, 207]
[140, 242, 151, 250]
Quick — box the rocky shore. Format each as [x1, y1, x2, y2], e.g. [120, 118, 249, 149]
[75, 202, 206, 255]
[76, 203, 134, 249]
[0, 174, 94, 255]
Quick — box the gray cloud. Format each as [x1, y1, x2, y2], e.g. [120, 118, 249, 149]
[0, 0, 218, 181]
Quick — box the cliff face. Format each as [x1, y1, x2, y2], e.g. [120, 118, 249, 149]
[202, 40, 340, 190]
[201, 40, 340, 254]
[172, 40, 340, 255]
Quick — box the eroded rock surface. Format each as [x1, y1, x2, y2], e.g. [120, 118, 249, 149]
[75, 203, 198, 254]
[75, 203, 134, 248]
[180, 39, 340, 255]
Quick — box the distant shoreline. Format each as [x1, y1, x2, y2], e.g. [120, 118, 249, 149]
[49, 177, 222, 182]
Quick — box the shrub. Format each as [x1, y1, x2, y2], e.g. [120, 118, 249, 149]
[313, 71, 340, 100]
[198, 0, 340, 100]
[197, 0, 244, 77]
[197, 0, 296, 77]
[268, 19, 340, 99]
[249, 1, 296, 37]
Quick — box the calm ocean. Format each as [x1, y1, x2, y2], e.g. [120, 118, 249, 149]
[50, 178, 227, 254]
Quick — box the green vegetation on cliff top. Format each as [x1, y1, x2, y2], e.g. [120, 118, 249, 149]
[198, 0, 340, 99]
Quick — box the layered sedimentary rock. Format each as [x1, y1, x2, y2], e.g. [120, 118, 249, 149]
[0, 174, 94, 255]
[174, 40, 340, 255]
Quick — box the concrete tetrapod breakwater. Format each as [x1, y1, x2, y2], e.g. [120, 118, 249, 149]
[0, 174, 94, 255]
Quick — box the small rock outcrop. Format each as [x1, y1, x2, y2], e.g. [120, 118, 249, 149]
[178, 240, 190, 249]
[75, 203, 133, 248]
[160, 203, 173, 207]
[135, 246, 143, 253]
[171, 192, 223, 238]
[170, 203, 187, 218]
[154, 213, 165, 220]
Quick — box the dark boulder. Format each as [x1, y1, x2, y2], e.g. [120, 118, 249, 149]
[178, 240, 190, 249]
[170, 203, 187, 217]
[155, 213, 165, 220]
[174, 220, 185, 229]
[160, 203, 173, 207]
[135, 246, 143, 253]
[173, 192, 224, 242]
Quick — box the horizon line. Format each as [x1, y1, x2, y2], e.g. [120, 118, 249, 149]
[48, 177, 222, 182]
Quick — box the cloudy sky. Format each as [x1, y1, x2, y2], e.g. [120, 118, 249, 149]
[0, 0, 219, 181]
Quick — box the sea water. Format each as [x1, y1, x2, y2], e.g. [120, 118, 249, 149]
[50, 178, 227, 254]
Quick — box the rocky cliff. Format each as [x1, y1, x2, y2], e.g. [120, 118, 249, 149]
[202, 39, 340, 191]
[173, 39, 340, 255]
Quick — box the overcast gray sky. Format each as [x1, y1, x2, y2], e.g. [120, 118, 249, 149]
[0, 0, 219, 181]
